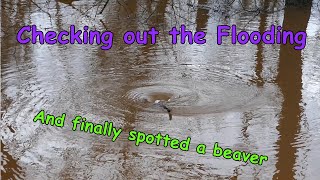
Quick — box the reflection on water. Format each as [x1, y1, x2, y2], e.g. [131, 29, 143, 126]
[274, 4, 312, 179]
[1, 0, 320, 179]
[1, 141, 25, 179]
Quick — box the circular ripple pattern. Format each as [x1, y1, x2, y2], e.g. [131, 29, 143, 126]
[125, 82, 262, 115]
[126, 85, 200, 111]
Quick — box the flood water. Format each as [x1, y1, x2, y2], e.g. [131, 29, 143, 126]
[1, 0, 320, 179]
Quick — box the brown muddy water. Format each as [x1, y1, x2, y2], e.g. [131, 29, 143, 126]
[1, 0, 320, 179]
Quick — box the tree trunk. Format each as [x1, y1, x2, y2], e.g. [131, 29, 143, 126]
[285, 0, 312, 6]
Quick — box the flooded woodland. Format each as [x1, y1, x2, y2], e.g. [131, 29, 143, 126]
[1, 0, 320, 179]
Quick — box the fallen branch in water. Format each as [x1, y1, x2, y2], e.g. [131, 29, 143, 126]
[99, 0, 110, 14]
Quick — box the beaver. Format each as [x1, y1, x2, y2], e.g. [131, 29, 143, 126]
[154, 100, 171, 112]
[154, 100, 172, 120]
